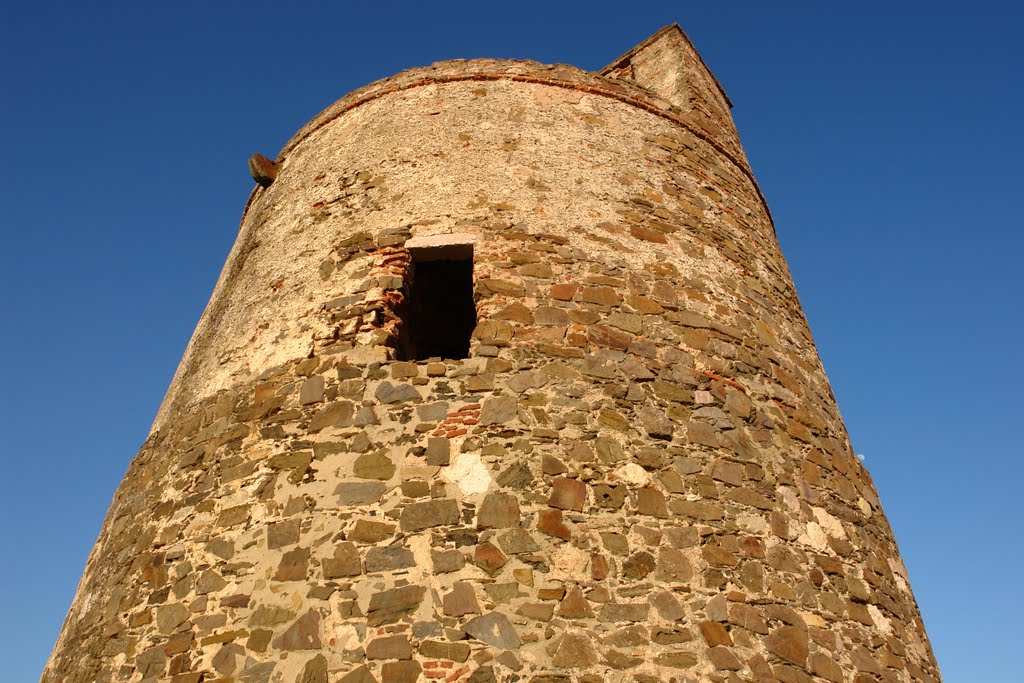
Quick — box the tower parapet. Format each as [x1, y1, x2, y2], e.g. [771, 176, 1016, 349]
[46, 25, 941, 683]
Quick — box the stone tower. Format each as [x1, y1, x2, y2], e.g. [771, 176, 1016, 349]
[45, 25, 941, 683]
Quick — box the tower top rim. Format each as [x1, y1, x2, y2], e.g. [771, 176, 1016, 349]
[277, 57, 664, 158]
[247, 50, 768, 236]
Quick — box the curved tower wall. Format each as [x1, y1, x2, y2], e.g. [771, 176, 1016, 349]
[46, 25, 941, 683]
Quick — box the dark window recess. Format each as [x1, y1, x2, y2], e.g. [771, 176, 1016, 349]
[398, 245, 476, 361]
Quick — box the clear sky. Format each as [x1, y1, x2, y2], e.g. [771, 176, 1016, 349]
[1, 2, 1020, 681]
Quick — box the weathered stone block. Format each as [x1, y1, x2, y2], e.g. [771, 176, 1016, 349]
[348, 519, 396, 544]
[309, 401, 354, 431]
[425, 436, 450, 466]
[552, 632, 598, 668]
[765, 625, 809, 666]
[374, 381, 422, 404]
[274, 547, 310, 581]
[480, 395, 518, 424]
[366, 634, 413, 660]
[400, 498, 460, 531]
[322, 542, 361, 578]
[299, 376, 325, 405]
[273, 610, 322, 650]
[381, 660, 421, 683]
[367, 585, 425, 626]
[463, 612, 521, 649]
[365, 545, 415, 573]
[548, 477, 586, 511]
[477, 492, 521, 528]
[443, 581, 481, 616]
[419, 639, 471, 662]
[267, 518, 301, 549]
[335, 481, 387, 505]
[599, 602, 650, 622]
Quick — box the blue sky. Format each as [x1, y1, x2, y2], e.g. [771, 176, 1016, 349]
[2, 2, 1021, 681]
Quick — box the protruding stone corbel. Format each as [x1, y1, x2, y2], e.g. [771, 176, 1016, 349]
[248, 153, 278, 188]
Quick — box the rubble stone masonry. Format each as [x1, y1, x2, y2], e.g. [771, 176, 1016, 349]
[45, 25, 941, 683]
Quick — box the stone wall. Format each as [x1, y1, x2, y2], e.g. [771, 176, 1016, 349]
[45, 25, 941, 683]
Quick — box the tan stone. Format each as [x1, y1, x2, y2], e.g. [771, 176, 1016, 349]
[654, 652, 698, 668]
[636, 487, 669, 517]
[810, 652, 844, 683]
[156, 604, 190, 634]
[348, 519, 396, 543]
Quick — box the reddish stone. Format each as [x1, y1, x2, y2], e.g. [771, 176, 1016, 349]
[537, 509, 571, 539]
[541, 454, 569, 475]
[551, 632, 598, 668]
[557, 587, 594, 618]
[728, 603, 769, 634]
[699, 620, 733, 646]
[587, 324, 631, 351]
[810, 652, 844, 683]
[549, 283, 578, 301]
[248, 153, 278, 187]
[622, 552, 656, 580]
[591, 554, 610, 580]
[740, 535, 765, 558]
[473, 542, 507, 575]
[548, 477, 586, 511]
[629, 225, 668, 243]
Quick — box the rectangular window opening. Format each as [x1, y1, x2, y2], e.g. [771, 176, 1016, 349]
[398, 243, 476, 361]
